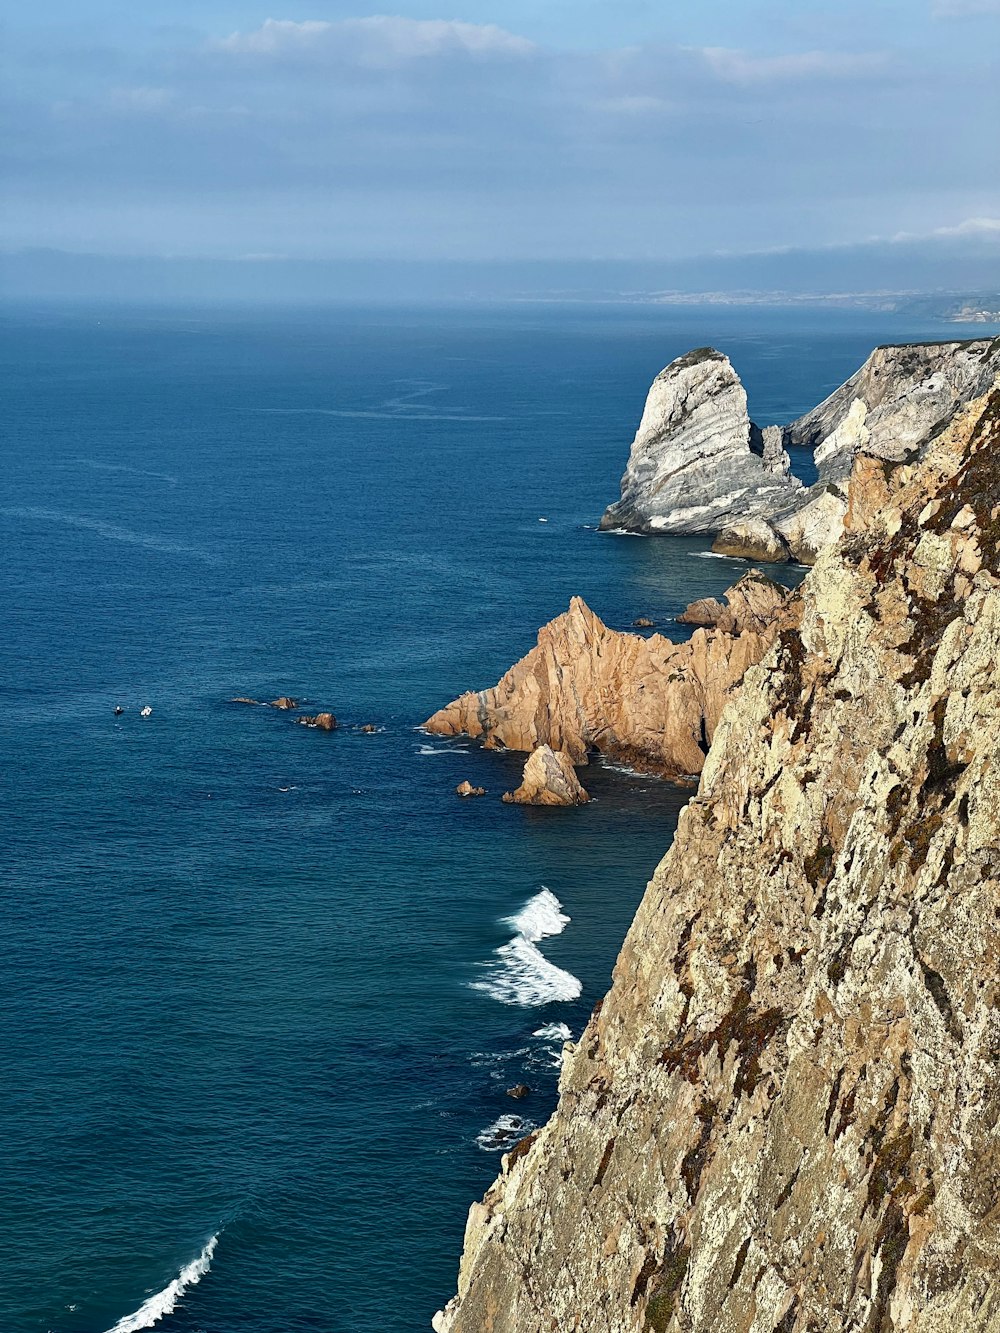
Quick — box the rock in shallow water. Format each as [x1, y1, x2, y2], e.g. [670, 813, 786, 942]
[296, 712, 337, 730]
[502, 745, 589, 806]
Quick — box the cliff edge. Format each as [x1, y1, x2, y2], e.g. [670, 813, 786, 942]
[435, 380, 1000, 1331]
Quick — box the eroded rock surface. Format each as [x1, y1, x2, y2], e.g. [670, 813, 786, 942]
[599, 348, 803, 535]
[435, 382, 1000, 1332]
[788, 337, 999, 484]
[502, 745, 590, 806]
[424, 573, 794, 779]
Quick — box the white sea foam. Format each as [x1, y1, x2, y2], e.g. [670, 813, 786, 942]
[415, 743, 467, 756]
[502, 887, 570, 943]
[693, 550, 743, 561]
[472, 889, 581, 1007]
[103, 1233, 219, 1333]
[476, 1113, 536, 1152]
[533, 1022, 572, 1041]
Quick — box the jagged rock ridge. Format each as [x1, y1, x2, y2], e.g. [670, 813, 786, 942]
[435, 379, 1000, 1331]
[424, 572, 794, 780]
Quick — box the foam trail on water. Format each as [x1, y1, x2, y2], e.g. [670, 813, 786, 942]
[472, 889, 581, 1007]
[103, 1234, 219, 1333]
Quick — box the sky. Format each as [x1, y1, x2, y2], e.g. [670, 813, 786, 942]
[2, 1, 999, 291]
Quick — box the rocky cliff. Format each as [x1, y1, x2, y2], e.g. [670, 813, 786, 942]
[435, 379, 1000, 1331]
[787, 339, 998, 485]
[603, 338, 1000, 569]
[424, 572, 793, 780]
[599, 349, 804, 539]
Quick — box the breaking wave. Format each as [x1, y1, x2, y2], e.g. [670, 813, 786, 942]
[471, 889, 581, 1007]
[103, 1233, 219, 1333]
[476, 1113, 537, 1152]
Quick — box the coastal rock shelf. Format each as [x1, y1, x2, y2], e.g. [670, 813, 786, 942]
[424, 572, 794, 781]
[435, 379, 1000, 1330]
[601, 337, 999, 566]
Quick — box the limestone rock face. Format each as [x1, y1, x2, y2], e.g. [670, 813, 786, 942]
[502, 745, 590, 806]
[599, 348, 802, 534]
[774, 484, 851, 564]
[787, 337, 999, 484]
[435, 381, 1000, 1332]
[424, 573, 794, 779]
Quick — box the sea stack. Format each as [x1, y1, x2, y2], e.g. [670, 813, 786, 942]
[599, 348, 803, 537]
[502, 745, 590, 806]
[602, 337, 1000, 566]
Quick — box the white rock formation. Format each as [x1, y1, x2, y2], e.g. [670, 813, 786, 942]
[599, 348, 803, 535]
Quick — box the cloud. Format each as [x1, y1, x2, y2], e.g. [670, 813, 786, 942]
[217, 16, 537, 64]
[891, 216, 1000, 241]
[697, 46, 888, 84]
[932, 0, 1000, 15]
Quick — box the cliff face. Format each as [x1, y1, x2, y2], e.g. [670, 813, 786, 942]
[435, 382, 1000, 1331]
[424, 573, 793, 779]
[787, 339, 999, 485]
[599, 349, 803, 537]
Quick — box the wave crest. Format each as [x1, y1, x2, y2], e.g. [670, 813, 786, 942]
[472, 889, 581, 1007]
[103, 1234, 219, 1333]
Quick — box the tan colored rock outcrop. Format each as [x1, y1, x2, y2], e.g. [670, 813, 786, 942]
[425, 573, 793, 780]
[297, 712, 337, 730]
[502, 745, 590, 806]
[455, 781, 486, 798]
[435, 381, 1000, 1332]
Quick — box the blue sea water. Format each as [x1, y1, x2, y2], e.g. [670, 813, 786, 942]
[0, 301, 971, 1333]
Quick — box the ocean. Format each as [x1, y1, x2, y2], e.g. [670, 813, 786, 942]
[0, 301, 972, 1332]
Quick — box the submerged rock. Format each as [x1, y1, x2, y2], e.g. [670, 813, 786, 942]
[502, 745, 589, 806]
[506, 1084, 531, 1100]
[632, 616, 655, 628]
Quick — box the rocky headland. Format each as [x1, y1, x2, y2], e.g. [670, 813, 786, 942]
[424, 571, 794, 781]
[601, 337, 999, 566]
[435, 374, 1000, 1330]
